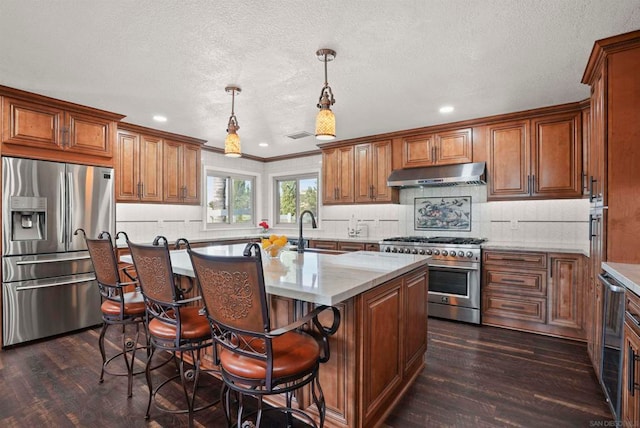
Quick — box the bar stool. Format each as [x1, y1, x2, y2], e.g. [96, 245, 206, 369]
[74, 229, 146, 398]
[125, 235, 216, 428]
[187, 241, 340, 428]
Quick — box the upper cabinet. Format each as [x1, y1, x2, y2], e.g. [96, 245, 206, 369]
[487, 111, 582, 200]
[1, 86, 124, 166]
[163, 140, 200, 204]
[116, 124, 203, 205]
[322, 140, 398, 205]
[401, 128, 472, 168]
[322, 145, 354, 204]
[354, 140, 398, 203]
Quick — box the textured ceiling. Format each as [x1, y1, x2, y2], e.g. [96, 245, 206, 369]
[1, 1, 639, 158]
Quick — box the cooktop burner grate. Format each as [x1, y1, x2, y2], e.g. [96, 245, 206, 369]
[381, 236, 486, 245]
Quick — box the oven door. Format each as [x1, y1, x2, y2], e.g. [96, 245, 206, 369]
[428, 261, 480, 324]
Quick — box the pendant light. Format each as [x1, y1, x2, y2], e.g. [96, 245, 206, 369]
[315, 48, 336, 140]
[224, 86, 241, 157]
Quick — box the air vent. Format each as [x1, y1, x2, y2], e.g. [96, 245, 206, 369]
[286, 131, 313, 140]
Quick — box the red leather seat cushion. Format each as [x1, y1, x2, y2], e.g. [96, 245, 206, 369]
[220, 331, 320, 380]
[148, 306, 210, 340]
[101, 291, 145, 316]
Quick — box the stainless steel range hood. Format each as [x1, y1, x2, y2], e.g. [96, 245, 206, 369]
[387, 162, 486, 187]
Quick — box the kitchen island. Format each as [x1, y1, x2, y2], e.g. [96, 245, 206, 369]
[122, 244, 429, 428]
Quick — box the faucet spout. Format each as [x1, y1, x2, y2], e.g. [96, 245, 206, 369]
[298, 210, 317, 253]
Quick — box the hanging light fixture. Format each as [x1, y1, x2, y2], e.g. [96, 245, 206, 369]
[315, 48, 336, 140]
[224, 86, 241, 157]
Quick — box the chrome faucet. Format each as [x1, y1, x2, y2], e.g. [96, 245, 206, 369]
[298, 210, 317, 253]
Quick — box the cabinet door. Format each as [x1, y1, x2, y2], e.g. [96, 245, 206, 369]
[360, 278, 403, 425]
[2, 97, 63, 149]
[531, 112, 581, 198]
[589, 70, 606, 204]
[310, 240, 338, 250]
[163, 140, 183, 203]
[487, 120, 530, 199]
[435, 128, 472, 165]
[592, 278, 604, 377]
[182, 143, 201, 204]
[371, 140, 395, 202]
[354, 143, 373, 203]
[116, 130, 140, 201]
[582, 107, 591, 196]
[547, 253, 584, 339]
[622, 321, 640, 426]
[66, 111, 113, 157]
[403, 269, 427, 375]
[401, 133, 435, 168]
[139, 135, 163, 202]
[322, 148, 339, 204]
[322, 147, 354, 204]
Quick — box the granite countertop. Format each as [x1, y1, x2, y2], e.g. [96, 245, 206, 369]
[481, 241, 589, 256]
[120, 244, 430, 306]
[602, 262, 640, 297]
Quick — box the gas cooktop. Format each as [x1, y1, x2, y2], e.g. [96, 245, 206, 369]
[381, 236, 487, 245]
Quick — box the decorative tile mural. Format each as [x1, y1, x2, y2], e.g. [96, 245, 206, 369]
[415, 196, 471, 231]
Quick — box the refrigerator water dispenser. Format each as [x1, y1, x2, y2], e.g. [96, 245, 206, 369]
[10, 196, 46, 241]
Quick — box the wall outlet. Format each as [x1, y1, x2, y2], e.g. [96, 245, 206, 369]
[510, 219, 519, 230]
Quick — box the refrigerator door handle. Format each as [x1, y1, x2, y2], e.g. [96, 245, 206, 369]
[15, 255, 91, 265]
[67, 171, 73, 246]
[59, 171, 66, 244]
[16, 275, 96, 291]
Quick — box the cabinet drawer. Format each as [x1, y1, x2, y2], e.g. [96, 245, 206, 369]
[338, 242, 365, 252]
[483, 293, 546, 324]
[310, 240, 339, 250]
[626, 289, 640, 320]
[484, 268, 547, 296]
[483, 251, 547, 269]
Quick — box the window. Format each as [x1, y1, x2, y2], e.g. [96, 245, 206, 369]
[275, 173, 318, 225]
[205, 171, 255, 227]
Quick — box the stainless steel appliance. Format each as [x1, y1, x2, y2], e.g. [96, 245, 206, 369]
[2, 156, 114, 346]
[599, 272, 625, 422]
[379, 236, 485, 324]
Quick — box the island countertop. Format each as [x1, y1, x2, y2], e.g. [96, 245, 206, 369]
[121, 244, 430, 306]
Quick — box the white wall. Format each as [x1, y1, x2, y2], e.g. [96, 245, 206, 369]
[116, 151, 590, 253]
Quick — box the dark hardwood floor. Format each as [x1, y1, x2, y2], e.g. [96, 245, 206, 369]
[0, 318, 611, 427]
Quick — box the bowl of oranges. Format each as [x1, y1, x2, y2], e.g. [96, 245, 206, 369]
[261, 234, 289, 259]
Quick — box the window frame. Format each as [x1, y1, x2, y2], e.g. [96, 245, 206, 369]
[203, 166, 259, 230]
[272, 172, 319, 228]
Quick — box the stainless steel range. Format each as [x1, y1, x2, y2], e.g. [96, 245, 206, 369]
[379, 236, 486, 324]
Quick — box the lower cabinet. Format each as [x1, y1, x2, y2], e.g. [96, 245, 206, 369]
[622, 289, 640, 425]
[309, 240, 380, 252]
[482, 250, 585, 340]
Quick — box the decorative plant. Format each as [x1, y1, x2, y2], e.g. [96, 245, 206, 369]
[259, 221, 270, 233]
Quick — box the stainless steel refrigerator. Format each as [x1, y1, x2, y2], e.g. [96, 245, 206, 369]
[2, 156, 114, 346]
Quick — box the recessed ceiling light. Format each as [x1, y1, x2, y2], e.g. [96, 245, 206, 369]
[439, 106, 454, 114]
[153, 115, 167, 122]
[259, 142, 269, 147]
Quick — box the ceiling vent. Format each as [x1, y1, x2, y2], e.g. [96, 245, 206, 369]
[286, 131, 313, 140]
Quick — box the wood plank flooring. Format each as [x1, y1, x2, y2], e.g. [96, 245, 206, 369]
[0, 318, 611, 427]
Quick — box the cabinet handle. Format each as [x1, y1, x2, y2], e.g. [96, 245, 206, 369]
[182, 186, 187, 199]
[137, 182, 142, 199]
[334, 187, 338, 200]
[502, 304, 525, 311]
[498, 257, 527, 262]
[589, 177, 597, 202]
[502, 278, 526, 284]
[582, 172, 587, 193]
[60, 126, 69, 148]
[531, 174, 535, 194]
[369, 185, 374, 199]
[628, 312, 640, 328]
[628, 343, 640, 396]
[589, 214, 595, 241]
[431, 145, 436, 163]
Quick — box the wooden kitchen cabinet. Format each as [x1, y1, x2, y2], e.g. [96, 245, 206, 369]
[309, 240, 338, 250]
[116, 124, 204, 204]
[116, 130, 163, 202]
[163, 140, 201, 204]
[309, 240, 380, 252]
[354, 139, 398, 203]
[622, 289, 640, 426]
[322, 146, 354, 204]
[482, 250, 585, 340]
[487, 112, 582, 200]
[1, 87, 123, 166]
[401, 128, 472, 168]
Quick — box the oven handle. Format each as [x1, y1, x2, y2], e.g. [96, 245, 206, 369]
[598, 273, 625, 293]
[429, 263, 479, 272]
